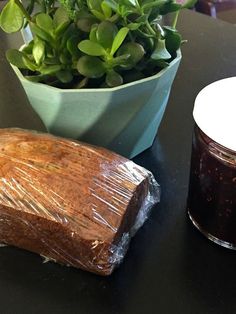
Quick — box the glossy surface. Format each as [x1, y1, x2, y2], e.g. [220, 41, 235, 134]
[1, 10, 236, 314]
[188, 126, 236, 248]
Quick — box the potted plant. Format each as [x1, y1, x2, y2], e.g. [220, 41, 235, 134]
[0, 0, 195, 158]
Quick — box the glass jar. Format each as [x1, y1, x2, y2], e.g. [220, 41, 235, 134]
[188, 125, 236, 248]
[187, 77, 236, 249]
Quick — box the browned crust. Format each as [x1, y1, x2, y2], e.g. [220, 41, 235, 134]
[0, 129, 150, 275]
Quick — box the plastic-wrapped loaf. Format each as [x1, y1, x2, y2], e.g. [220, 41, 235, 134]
[0, 129, 160, 275]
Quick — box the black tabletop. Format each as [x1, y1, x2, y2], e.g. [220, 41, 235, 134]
[0, 10, 236, 314]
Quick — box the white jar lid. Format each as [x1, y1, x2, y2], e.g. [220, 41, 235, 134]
[193, 77, 236, 152]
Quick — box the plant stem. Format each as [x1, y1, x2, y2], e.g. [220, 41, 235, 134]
[172, 11, 180, 29]
[146, 20, 156, 36]
[14, 0, 32, 21]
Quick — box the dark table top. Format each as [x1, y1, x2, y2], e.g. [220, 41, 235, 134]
[0, 9, 236, 314]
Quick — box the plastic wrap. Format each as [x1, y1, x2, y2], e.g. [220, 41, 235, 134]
[0, 128, 160, 275]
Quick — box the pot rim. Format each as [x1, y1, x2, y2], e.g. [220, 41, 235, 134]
[12, 50, 182, 93]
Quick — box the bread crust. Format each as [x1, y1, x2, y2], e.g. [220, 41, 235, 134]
[0, 129, 150, 275]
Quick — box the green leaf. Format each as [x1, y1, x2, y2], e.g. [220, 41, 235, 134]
[43, 57, 59, 65]
[25, 74, 49, 83]
[164, 27, 182, 54]
[39, 64, 62, 75]
[30, 22, 53, 42]
[127, 22, 141, 30]
[22, 57, 37, 71]
[32, 37, 45, 65]
[142, 0, 166, 11]
[77, 56, 105, 78]
[78, 40, 106, 56]
[151, 39, 171, 60]
[67, 35, 81, 57]
[118, 5, 134, 18]
[101, 1, 112, 18]
[136, 14, 149, 23]
[159, 2, 181, 14]
[112, 53, 130, 65]
[87, 0, 103, 11]
[77, 16, 98, 32]
[110, 27, 129, 56]
[59, 51, 71, 64]
[36, 13, 53, 33]
[56, 70, 73, 83]
[6, 49, 28, 69]
[103, 0, 118, 11]
[154, 59, 169, 68]
[91, 9, 105, 20]
[55, 20, 71, 37]
[96, 21, 118, 49]
[0, 0, 24, 33]
[21, 41, 34, 54]
[119, 0, 137, 7]
[60, 24, 77, 49]
[106, 70, 123, 87]
[89, 24, 98, 42]
[117, 42, 145, 66]
[53, 7, 70, 29]
[75, 77, 89, 89]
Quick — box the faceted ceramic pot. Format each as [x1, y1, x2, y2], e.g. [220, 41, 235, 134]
[13, 50, 181, 158]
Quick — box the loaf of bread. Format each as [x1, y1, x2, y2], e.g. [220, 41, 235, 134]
[0, 128, 159, 275]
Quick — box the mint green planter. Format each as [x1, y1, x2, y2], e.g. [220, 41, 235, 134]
[13, 51, 181, 158]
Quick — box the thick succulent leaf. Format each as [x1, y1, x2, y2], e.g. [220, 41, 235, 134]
[96, 21, 118, 49]
[56, 70, 73, 83]
[75, 77, 89, 89]
[87, 0, 103, 11]
[142, 0, 166, 11]
[32, 37, 45, 65]
[78, 40, 106, 56]
[89, 24, 98, 42]
[112, 53, 130, 65]
[36, 13, 54, 33]
[151, 39, 171, 60]
[110, 27, 129, 56]
[59, 51, 72, 64]
[6, 49, 28, 69]
[159, 2, 181, 14]
[77, 56, 105, 78]
[103, 0, 118, 11]
[117, 42, 145, 66]
[0, 0, 24, 33]
[106, 70, 123, 87]
[39, 64, 62, 74]
[53, 7, 70, 28]
[30, 22, 53, 42]
[77, 16, 98, 32]
[55, 20, 71, 37]
[164, 27, 182, 54]
[22, 56, 37, 71]
[101, 1, 112, 18]
[91, 9, 105, 20]
[136, 14, 149, 23]
[67, 35, 81, 57]
[25, 74, 49, 82]
[21, 40, 34, 54]
[119, 0, 137, 7]
[127, 22, 141, 30]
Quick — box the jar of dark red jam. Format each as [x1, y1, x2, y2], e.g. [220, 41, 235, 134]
[187, 77, 236, 249]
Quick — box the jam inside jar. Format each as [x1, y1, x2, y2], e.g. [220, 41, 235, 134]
[188, 125, 236, 249]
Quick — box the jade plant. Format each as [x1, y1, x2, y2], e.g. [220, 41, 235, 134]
[0, 0, 195, 88]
